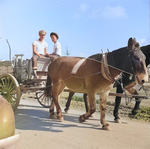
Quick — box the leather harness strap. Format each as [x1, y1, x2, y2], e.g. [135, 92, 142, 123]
[101, 52, 114, 82]
[71, 58, 86, 75]
[71, 54, 115, 83]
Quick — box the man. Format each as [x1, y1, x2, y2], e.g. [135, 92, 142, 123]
[32, 30, 48, 77]
[48, 32, 61, 59]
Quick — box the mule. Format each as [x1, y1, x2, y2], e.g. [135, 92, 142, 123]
[64, 45, 150, 118]
[113, 44, 150, 123]
[45, 38, 148, 130]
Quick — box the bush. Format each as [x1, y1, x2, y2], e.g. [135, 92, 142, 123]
[72, 96, 84, 102]
[135, 106, 150, 122]
[96, 100, 100, 104]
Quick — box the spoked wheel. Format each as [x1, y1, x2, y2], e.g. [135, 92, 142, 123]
[0, 74, 21, 111]
[36, 81, 52, 108]
[36, 90, 52, 108]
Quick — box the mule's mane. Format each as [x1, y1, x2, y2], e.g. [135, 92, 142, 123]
[141, 45, 150, 66]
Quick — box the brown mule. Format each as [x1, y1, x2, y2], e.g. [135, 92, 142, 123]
[45, 38, 148, 130]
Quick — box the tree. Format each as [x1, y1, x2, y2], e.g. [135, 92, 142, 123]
[65, 47, 70, 56]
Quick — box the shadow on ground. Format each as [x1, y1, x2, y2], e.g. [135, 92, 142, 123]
[15, 104, 103, 132]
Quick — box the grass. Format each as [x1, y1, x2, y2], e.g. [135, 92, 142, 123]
[65, 95, 101, 104]
[70, 96, 84, 102]
[0, 61, 11, 67]
[134, 106, 150, 122]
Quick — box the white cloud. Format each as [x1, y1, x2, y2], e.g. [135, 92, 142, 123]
[138, 38, 146, 45]
[79, 4, 89, 12]
[74, 4, 126, 20]
[91, 5, 127, 19]
[102, 5, 127, 19]
[74, 3, 89, 18]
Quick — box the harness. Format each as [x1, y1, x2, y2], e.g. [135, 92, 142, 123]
[101, 51, 115, 82]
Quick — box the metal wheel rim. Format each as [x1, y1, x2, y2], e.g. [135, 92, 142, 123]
[36, 90, 51, 108]
[0, 74, 20, 111]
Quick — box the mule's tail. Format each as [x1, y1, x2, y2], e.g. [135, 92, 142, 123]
[44, 74, 52, 97]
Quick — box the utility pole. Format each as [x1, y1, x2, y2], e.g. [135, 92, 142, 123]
[6, 39, 11, 62]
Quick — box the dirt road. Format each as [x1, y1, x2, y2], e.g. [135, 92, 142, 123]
[13, 99, 150, 149]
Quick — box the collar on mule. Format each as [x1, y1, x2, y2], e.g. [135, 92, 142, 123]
[101, 50, 116, 82]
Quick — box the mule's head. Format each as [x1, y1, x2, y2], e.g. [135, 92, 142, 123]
[125, 38, 148, 84]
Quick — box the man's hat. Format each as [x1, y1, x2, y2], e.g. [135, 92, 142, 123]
[39, 30, 47, 35]
[50, 32, 59, 39]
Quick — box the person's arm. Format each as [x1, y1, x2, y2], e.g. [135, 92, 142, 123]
[33, 45, 44, 57]
[44, 47, 48, 55]
[52, 42, 61, 55]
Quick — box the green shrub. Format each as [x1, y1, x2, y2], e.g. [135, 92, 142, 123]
[135, 106, 150, 122]
[0, 61, 11, 67]
[96, 100, 100, 104]
[72, 96, 84, 102]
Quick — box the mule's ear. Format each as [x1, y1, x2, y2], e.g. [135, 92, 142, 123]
[128, 37, 133, 51]
[132, 38, 137, 46]
[132, 38, 140, 48]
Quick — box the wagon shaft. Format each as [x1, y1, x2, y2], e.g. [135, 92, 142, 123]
[63, 89, 148, 99]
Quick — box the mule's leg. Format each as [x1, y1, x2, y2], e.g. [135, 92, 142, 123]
[51, 83, 65, 121]
[100, 91, 111, 131]
[83, 93, 88, 113]
[49, 100, 55, 117]
[113, 83, 123, 123]
[64, 92, 75, 113]
[126, 88, 139, 115]
[79, 93, 96, 122]
[132, 98, 141, 115]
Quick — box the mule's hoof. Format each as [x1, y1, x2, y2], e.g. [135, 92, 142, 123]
[90, 114, 94, 118]
[49, 114, 56, 119]
[79, 116, 85, 123]
[132, 110, 138, 115]
[58, 116, 64, 122]
[64, 108, 69, 113]
[102, 125, 111, 131]
[114, 119, 121, 123]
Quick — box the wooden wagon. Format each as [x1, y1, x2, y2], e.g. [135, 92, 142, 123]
[0, 54, 52, 111]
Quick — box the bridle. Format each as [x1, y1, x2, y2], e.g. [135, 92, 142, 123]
[122, 49, 136, 76]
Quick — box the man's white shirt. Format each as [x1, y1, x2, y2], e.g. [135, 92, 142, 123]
[32, 39, 48, 55]
[53, 41, 61, 56]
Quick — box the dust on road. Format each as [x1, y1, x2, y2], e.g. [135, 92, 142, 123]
[13, 98, 150, 149]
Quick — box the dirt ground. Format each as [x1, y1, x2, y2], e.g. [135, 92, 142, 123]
[12, 91, 150, 149]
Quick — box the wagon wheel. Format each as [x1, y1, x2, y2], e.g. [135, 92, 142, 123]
[36, 81, 52, 108]
[0, 74, 21, 111]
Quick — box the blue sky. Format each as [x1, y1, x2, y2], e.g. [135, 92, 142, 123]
[0, 0, 149, 60]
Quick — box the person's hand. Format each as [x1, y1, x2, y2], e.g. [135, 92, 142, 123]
[52, 52, 56, 55]
[45, 54, 50, 58]
[40, 55, 45, 58]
